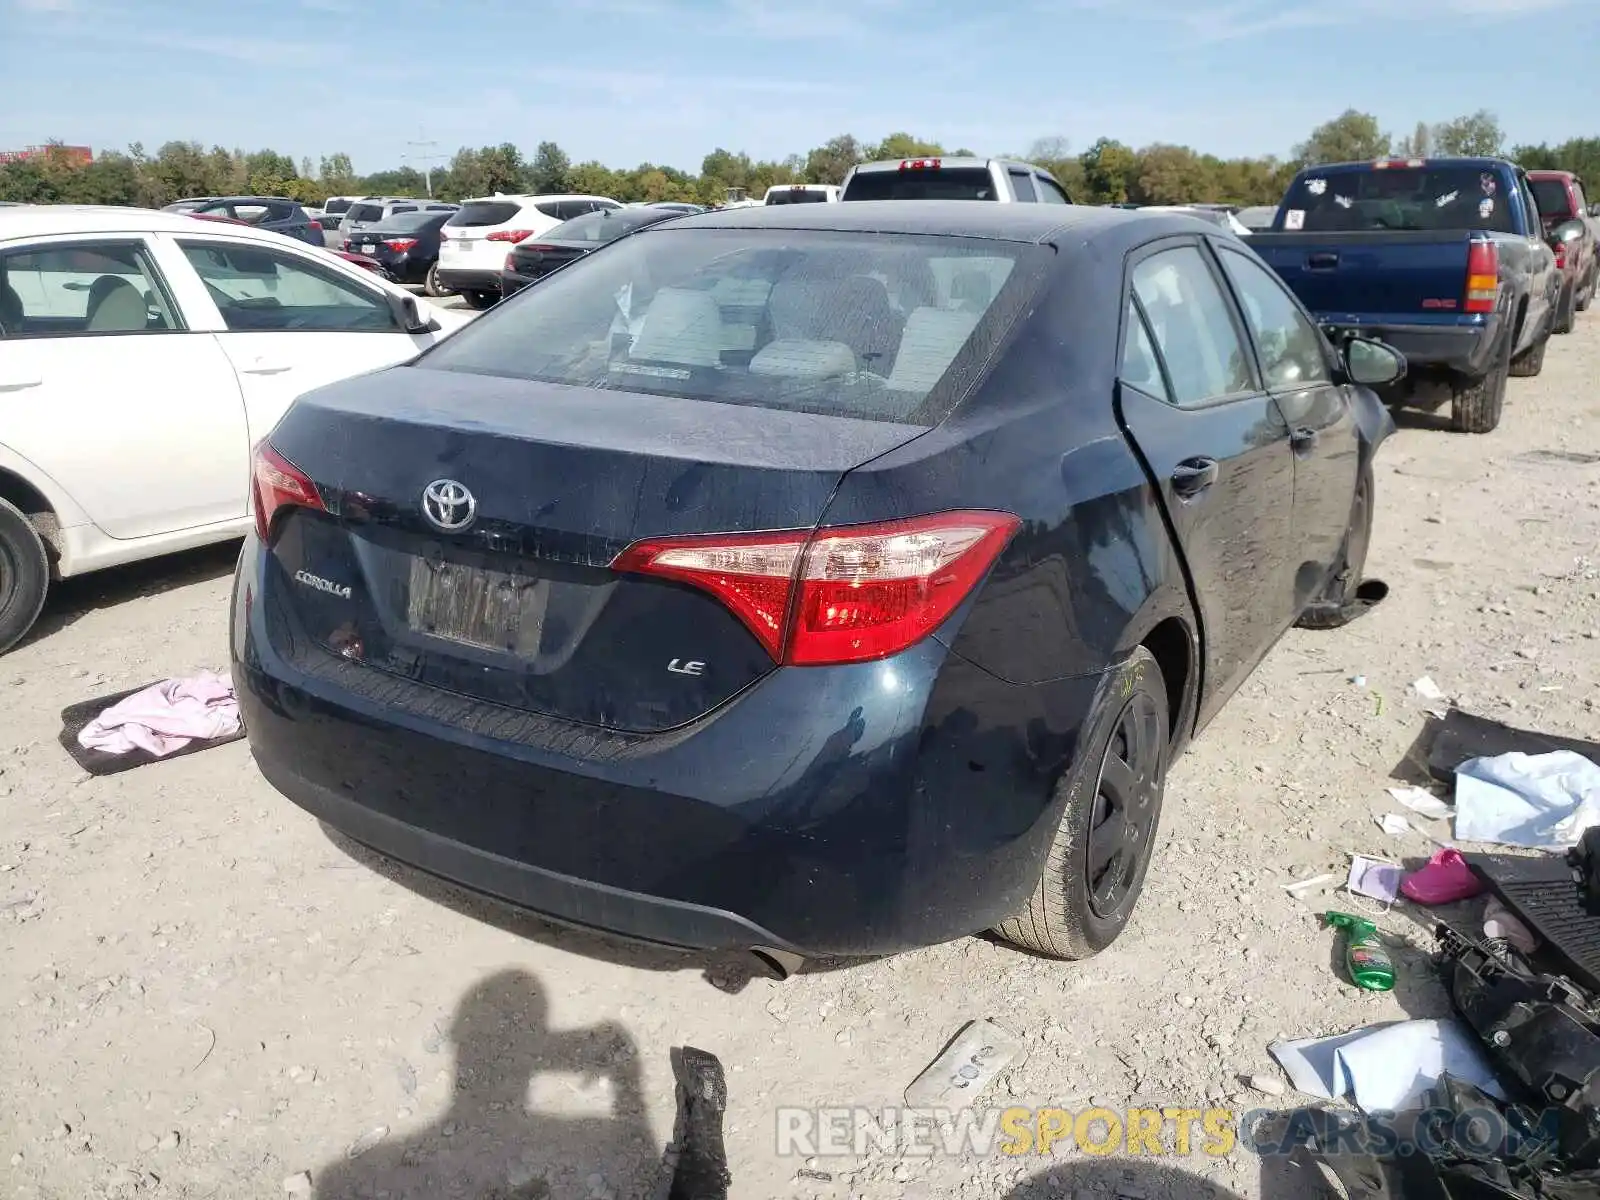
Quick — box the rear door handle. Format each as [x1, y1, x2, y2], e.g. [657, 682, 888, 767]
[1291, 427, 1319, 452]
[1307, 253, 1339, 271]
[242, 359, 293, 375]
[1171, 457, 1219, 498]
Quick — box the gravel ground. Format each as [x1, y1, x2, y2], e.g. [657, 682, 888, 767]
[2, 314, 1597, 1200]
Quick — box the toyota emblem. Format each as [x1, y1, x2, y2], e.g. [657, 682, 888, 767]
[421, 479, 477, 532]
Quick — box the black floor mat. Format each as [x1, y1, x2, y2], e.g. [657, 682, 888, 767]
[1466, 852, 1600, 993]
[59, 682, 244, 777]
[1428, 709, 1600, 784]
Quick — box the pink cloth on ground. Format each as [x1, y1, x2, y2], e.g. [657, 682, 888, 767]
[76, 671, 240, 757]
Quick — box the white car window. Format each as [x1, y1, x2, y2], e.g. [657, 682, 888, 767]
[178, 241, 398, 333]
[0, 241, 179, 338]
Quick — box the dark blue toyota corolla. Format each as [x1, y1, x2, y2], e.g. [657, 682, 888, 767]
[233, 202, 1400, 966]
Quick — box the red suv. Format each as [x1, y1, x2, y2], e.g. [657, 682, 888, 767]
[1527, 170, 1599, 334]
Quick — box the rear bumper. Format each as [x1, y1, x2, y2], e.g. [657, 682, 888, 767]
[231, 536, 1105, 957]
[1320, 316, 1502, 379]
[435, 267, 503, 295]
[500, 270, 539, 297]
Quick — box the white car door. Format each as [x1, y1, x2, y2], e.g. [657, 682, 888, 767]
[151, 234, 445, 448]
[0, 235, 249, 539]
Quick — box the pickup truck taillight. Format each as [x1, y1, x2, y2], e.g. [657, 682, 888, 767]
[1465, 241, 1498, 315]
[1553, 242, 1568, 271]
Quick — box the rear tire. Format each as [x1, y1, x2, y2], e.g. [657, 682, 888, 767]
[423, 262, 451, 298]
[462, 290, 497, 311]
[1553, 282, 1576, 335]
[994, 647, 1168, 960]
[1510, 330, 1547, 377]
[0, 498, 49, 655]
[1450, 331, 1510, 434]
[1577, 268, 1594, 313]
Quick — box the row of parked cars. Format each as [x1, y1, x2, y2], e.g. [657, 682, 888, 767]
[0, 150, 1589, 973]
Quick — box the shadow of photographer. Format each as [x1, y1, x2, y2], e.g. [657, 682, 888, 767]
[312, 967, 658, 1200]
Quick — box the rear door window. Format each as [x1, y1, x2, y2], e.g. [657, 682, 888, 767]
[1280, 166, 1517, 233]
[1131, 245, 1254, 406]
[179, 241, 399, 333]
[1215, 245, 1331, 390]
[0, 241, 181, 337]
[445, 201, 523, 228]
[1529, 178, 1572, 219]
[844, 167, 998, 201]
[1119, 299, 1169, 402]
[346, 203, 386, 224]
[1036, 176, 1070, 204]
[415, 228, 1051, 424]
[1008, 170, 1037, 202]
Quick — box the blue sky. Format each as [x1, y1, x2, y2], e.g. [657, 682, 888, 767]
[3, 0, 1597, 175]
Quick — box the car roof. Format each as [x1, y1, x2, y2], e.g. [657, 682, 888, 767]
[0, 204, 322, 244]
[1304, 156, 1515, 172]
[207, 195, 298, 205]
[849, 157, 1049, 174]
[649, 199, 1221, 245]
[460, 193, 617, 204]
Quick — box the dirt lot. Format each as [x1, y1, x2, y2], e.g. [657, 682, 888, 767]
[3, 314, 1598, 1200]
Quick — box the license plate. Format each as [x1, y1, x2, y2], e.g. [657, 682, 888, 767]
[406, 558, 548, 654]
[360, 243, 376, 255]
[449, 238, 473, 253]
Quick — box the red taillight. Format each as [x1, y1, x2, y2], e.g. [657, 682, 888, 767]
[1372, 158, 1425, 170]
[612, 511, 1020, 666]
[486, 229, 534, 243]
[251, 443, 324, 542]
[1465, 240, 1499, 314]
[384, 238, 418, 252]
[342, 239, 352, 251]
[309, 220, 322, 231]
[898, 158, 942, 171]
[1553, 242, 1568, 270]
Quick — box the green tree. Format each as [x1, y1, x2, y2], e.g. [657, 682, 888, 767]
[1395, 121, 1432, 159]
[319, 152, 359, 194]
[1432, 110, 1503, 157]
[1079, 137, 1139, 204]
[568, 161, 621, 199]
[1511, 142, 1561, 171]
[1133, 143, 1214, 204]
[1293, 110, 1390, 166]
[803, 134, 865, 184]
[362, 166, 428, 196]
[869, 132, 944, 160]
[528, 141, 571, 193]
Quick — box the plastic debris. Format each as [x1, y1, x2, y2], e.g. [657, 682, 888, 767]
[1413, 676, 1446, 702]
[904, 1018, 1022, 1111]
[1400, 848, 1483, 905]
[1483, 894, 1538, 954]
[1377, 813, 1413, 837]
[1346, 856, 1402, 904]
[1387, 786, 1454, 819]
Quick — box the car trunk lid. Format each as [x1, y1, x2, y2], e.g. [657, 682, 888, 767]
[259, 367, 926, 732]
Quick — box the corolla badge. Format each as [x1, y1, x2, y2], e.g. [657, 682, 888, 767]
[421, 479, 476, 532]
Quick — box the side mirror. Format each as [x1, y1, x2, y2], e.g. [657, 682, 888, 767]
[1549, 218, 1587, 246]
[1343, 337, 1406, 387]
[387, 289, 439, 334]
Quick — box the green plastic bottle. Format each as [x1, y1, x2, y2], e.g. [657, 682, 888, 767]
[1325, 911, 1395, 992]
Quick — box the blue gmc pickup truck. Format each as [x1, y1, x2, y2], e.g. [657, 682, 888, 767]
[1251, 157, 1561, 434]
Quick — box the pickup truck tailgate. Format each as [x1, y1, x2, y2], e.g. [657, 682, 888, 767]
[1250, 230, 1472, 321]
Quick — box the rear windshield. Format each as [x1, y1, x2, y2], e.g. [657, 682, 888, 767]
[1529, 179, 1572, 219]
[1280, 167, 1517, 233]
[415, 228, 1047, 424]
[377, 209, 451, 232]
[767, 188, 830, 205]
[844, 167, 997, 201]
[346, 203, 386, 223]
[446, 201, 522, 228]
[322, 198, 353, 215]
[543, 209, 666, 243]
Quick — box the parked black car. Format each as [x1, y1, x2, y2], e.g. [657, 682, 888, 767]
[500, 205, 683, 298]
[233, 203, 1401, 967]
[344, 209, 456, 297]
[161, 196, 322, 246]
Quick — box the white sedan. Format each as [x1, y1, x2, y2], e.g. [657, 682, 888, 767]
[0, 204, 469, 653]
